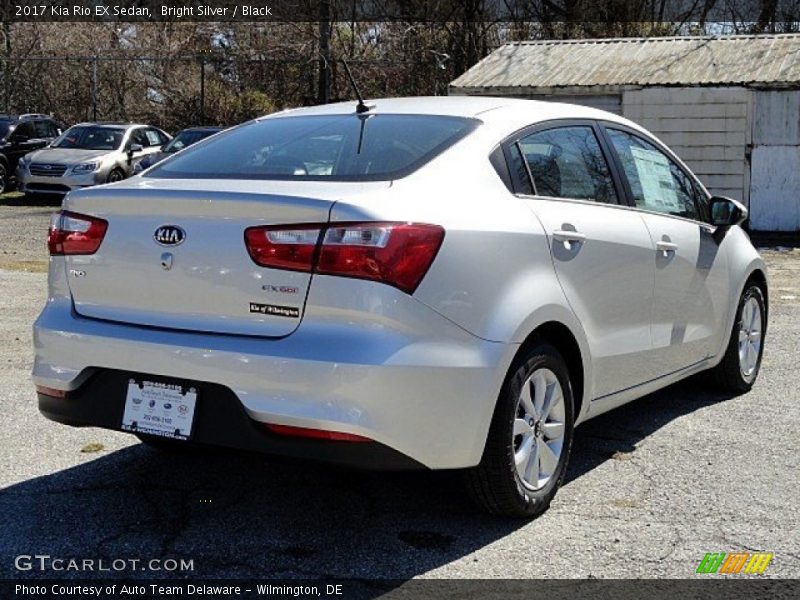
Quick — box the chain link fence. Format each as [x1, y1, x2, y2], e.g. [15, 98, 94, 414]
[0, 54, 452, 132]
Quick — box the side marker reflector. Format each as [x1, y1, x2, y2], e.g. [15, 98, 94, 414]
[265, 423, 371, 443]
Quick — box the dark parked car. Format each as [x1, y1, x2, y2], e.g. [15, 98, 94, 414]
[133, 126, 224, 173]
[0, 114, 63, 193]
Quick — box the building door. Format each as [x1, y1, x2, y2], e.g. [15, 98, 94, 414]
[750, 91, 800, 231]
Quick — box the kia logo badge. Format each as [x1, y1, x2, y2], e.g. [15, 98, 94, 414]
[154, 225, 186, 247]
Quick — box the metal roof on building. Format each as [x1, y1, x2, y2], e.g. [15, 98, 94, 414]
[450, 35, 800, 91]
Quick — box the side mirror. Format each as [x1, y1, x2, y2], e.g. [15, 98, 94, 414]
[128, 143, 144, 156]
[709, 196, 748, 227]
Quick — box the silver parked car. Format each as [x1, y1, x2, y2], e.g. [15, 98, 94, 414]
[33, 97, 767, 517]
[17, 122, 170, 197]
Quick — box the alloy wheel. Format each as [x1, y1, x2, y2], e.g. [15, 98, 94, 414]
[738, 296, 762, 380]
[513, 367, 566, 491]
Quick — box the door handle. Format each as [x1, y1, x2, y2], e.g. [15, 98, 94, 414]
[656, 240, 678, 255]
[552, 230, 587, 244]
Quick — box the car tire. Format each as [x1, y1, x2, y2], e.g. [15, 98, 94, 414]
[0, 162, 7, 195]
[107, 168, 126, 183]
[465, 342, 575, 518]
[708, 282, 767, 394]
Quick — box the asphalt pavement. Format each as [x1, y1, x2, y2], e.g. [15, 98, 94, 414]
[1, 267, 798, 581]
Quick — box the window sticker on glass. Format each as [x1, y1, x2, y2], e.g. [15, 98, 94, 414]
[146, 131, 162, 146]
[630, 146, 681, 212]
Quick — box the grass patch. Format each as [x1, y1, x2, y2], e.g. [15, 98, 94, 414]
[0, 191, 61, 207]
[0, 258, 48, 272]
[0, 191, 24, 200]
[610, 498, 640, 509]
[610, 450, 634, 461]
[80, 442, 105, 454]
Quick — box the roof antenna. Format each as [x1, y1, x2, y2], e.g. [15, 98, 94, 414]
[341, 59, 374, 114]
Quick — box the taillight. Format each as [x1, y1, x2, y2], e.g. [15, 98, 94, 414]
[244, 222, 444, 294]
[243, 225, 321, 272]
[318, 223, 444, 293]
[48, 211, 108, 256]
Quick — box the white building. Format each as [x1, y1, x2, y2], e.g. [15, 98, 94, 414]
[449, 34, 800, 232]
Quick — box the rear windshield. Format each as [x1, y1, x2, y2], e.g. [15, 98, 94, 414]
[146, 114, 478, 181]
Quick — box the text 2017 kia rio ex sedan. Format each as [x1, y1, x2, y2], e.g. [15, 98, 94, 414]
[33, 97, 767, 517]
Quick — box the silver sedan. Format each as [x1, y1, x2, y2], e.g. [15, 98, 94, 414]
[32, 97, 767, 518]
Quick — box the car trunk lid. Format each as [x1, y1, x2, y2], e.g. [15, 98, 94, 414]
[62, 179, 389, 337]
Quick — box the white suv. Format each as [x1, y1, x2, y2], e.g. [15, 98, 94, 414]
[33, 97, 767, 518]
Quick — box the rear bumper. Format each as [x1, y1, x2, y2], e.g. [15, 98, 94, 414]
[38, 370, 423, 470]
[33, 291, 513, 470]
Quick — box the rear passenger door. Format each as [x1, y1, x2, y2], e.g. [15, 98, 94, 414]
[507, 121, 656, 399]
[601, 125, 731, 376]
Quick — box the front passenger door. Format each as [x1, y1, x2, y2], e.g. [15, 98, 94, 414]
[603, 127, 731, 376]
[510, 123, 656, 399]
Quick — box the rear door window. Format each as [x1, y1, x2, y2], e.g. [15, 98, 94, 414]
[517, 126, 617, 203]
[145, 128, 164, 146]
[128, 128, 149, 149]
[33, 120, 51, 138]
[507, 144, 534, 195]
[12, 121, 35, 141]
[606, 128, 700, 220]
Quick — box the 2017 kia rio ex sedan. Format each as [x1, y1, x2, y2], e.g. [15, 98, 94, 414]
[33, 97, 768, 517]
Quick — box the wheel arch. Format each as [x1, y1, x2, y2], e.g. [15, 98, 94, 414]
[514, 321, 587, 425]
[711, 226, 769, 364]
[730, 261, 769, 334]
[746, 267, 769, 318]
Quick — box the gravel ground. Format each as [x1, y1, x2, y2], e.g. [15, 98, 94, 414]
[0, 194, 798, 581]
[0, 194, 55, 273]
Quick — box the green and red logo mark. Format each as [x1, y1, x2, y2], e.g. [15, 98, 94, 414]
[696, 552, 773, 574]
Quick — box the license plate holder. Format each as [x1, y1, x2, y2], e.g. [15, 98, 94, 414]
[121, 379, 198, 441]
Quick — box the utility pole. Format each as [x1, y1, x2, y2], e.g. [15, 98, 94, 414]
[91, 56, 98, 121]
[199, 55, 205, 124]
[3, 18, 10, 113]
[317, 0, 331, 104]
